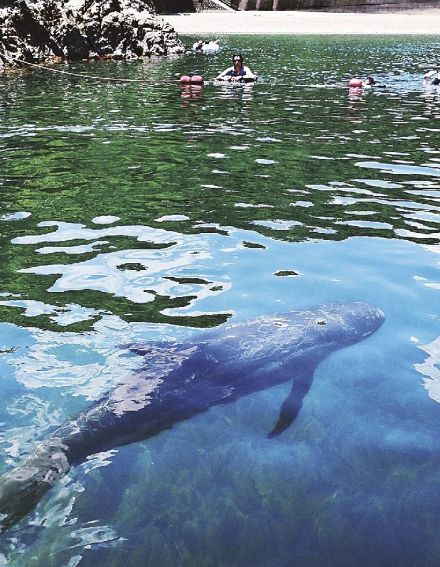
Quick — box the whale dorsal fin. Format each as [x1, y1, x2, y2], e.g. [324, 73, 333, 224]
[268, 369, 316, 438]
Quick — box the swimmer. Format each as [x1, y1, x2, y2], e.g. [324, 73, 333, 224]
[192, 40, 220, 53]
[216, 53, 257, 83]
[424, 69, 439, 86]
[348, 76, 385, 89]
[202, 40, 220, 53]
[192, 40, 206, 51]
[362, 76, 376, 87]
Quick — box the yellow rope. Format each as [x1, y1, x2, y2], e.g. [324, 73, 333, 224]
[0, 46, 175, 83]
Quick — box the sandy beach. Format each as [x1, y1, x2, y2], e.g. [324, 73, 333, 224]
[162, 9, 440, 35]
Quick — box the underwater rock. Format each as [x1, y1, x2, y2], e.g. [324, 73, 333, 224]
[0, 0, 184, 70]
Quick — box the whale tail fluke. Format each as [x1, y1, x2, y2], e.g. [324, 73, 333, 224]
[0, 440, 70, 533]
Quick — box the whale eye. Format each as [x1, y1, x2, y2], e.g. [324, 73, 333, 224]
[273, 320, 288, 328]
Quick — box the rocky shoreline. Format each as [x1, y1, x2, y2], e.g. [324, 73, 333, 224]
[0, 0, 184, 70]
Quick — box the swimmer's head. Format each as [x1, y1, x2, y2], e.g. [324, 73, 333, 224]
[232, 53, 243, 65]
[364, 76, 376, 85]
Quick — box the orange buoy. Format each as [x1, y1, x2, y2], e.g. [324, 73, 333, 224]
[191, 75, 203, 84]
[180, 75, 191, 83]
[348, 78, 363, 88]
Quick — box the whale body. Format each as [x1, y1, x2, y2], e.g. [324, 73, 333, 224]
[0, 302, 384, 532]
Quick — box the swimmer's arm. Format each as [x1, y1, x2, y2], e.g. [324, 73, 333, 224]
[243, 66, 257, 80]
[424, 70, 437, 80]
[216, 67, 233, 81]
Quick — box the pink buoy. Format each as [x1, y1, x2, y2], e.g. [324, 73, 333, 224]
[348, 78, 363, 88]
[180, 75, 191, 84]
[191, 75, 203, 84]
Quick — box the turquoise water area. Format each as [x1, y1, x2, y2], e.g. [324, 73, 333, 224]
[0, 35, 439, 565]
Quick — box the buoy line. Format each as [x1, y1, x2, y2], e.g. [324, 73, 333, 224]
[0, 46, 176, 83]
[0, 46, 408, 90]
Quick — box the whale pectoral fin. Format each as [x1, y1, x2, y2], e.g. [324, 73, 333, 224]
[268, 372, 314, 439]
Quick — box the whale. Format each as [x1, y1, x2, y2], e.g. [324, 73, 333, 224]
[0, 302, 384, 532]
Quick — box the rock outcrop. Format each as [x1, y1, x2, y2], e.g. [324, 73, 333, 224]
[0, 0, 184, 70]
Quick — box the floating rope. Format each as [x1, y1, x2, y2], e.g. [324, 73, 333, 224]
[0, 45, 348, 89]
[2, 46, 427, 91]
[0, 45, 177, 83]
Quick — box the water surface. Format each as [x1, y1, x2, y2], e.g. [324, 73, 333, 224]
[0, 35, 439, 566]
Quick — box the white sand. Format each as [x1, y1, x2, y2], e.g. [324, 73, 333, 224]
[162, 9, 440, 35]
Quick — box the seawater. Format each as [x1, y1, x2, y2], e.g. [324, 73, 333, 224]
[0, 35, 439, 566]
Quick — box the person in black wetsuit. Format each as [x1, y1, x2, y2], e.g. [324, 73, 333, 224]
[216, 53, 257, 83]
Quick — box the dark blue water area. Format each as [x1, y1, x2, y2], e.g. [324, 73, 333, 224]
[0, 232, 439, 566]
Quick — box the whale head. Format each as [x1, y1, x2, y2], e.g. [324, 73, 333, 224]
[200, 302, 384, 379]
[273, 301, 384, 364]
[256, 302, 385, 438]
[296, 301, 385, 345]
